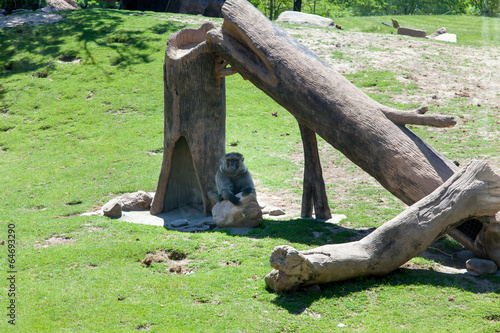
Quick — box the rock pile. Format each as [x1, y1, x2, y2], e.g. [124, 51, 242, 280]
[84, 191, 154, 218]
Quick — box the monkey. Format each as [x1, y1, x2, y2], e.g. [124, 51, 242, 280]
[208, 152, 255, 207]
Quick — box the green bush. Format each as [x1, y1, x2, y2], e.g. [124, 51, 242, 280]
[0, 0, 46, 12]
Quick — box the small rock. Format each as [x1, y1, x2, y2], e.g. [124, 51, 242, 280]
[46, 0, 78, 10]
[171, 219, 189, 228]
[81, 210, 103, 217]
[465, 270, 480, 277]
[121, 191, 152, 211]
[0, 9, 7, 15]
[455, 249, 475, 262]
[429, 27, 447, 38]
[325, 214, 347, 224]
[258, 201, 268, 209]
[269, 207, 286, 216]
[431, 33, 457, 43]
[41, 6, 58, 13]
[102, 199, 122, 217]
[212, 193, 262, 228]
[303, 284, 322, 293]
[466, 258, 498, 275]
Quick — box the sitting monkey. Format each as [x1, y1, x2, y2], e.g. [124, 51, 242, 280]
[209, 152, 255, 206]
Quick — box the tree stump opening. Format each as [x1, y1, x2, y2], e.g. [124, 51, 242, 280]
[151, 22, 226, 216]
[161, 136, 204, 213]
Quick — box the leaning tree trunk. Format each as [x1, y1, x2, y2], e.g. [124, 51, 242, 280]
[205, 0, 500, 262]
[151, 22, 226, 216]
[265, 160, 500, 292]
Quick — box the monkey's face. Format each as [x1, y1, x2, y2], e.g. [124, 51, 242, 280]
[225, 158, 240, 173]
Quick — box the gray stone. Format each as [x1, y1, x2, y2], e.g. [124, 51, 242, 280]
[41, 7, 59, 13]
[0, 12, 63, 29]
[325, 214, 347, 224]
[455, 249, 475, 262]
[276, 11, 334, 28]
[0, 9, 7, 15]
[102, 199, 122, 217]
[212, 193, 262, 228]
[171, 219, 189, 228]
[430, 33, 457, 43]
[81, 210, 103, 217]
[429, 27, 447, 38]
[46, 0, 78, 10]
[269, 207, 286, 216]
[466, 258, 498, 275]
[121, 191, 152, 211]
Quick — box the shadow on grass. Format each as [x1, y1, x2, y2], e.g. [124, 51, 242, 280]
[217, 218, 368, 247]
[269, 261, 500, 315]
[219, 220, 500, 314]
[0, 9, 186, 77]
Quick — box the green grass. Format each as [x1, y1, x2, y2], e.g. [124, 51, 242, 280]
[1, 9, 499, 332]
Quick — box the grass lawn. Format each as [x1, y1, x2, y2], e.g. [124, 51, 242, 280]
[0, 8, 499, 332]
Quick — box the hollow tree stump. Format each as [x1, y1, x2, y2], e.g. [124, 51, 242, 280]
[151, 22, 226, 216]
[205, 0, 500, 261]
[265, 160, 500, 292]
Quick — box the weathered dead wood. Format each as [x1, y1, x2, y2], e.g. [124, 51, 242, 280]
[204, 0, 500, 259]
[298, 123, 331, 220]
[382, 106, 456, 127]
[151, 22, 226, 216]
[265, 160, 500, 292]
[206, 0, 458, 207]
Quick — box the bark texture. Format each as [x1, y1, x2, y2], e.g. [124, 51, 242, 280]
[205, 0, 499, 260]
[265, 160, 500, 292]
[206, 0, 457, 206]
[298, 123, 331, 220]
[151, 22, 226, 216]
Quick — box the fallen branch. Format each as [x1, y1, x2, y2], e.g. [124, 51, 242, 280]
[265, 160, 500, 292]
[382, 106, 457, 127]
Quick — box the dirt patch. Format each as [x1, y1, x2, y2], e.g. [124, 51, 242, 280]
[141, 249, 192, 275]
[220, 260, 241, 267]
[34, 235, 76, 248]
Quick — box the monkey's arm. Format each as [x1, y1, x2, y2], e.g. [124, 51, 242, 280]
[235, 171, 255, 197]
[241, 186, 255, 196]
[216, 172, 241, 205]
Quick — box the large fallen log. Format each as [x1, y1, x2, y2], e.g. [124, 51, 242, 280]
[205, 0, 500, 262]
[265, 160, 500, 292]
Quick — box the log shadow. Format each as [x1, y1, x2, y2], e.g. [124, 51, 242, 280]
[270, 267, 500, 315]
[221, 218, 374, 247]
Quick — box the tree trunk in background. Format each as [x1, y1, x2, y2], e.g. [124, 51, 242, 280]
[151, 22, 226, 216]
[205, 0, 500, 262]
[293, 0, 302, 12]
